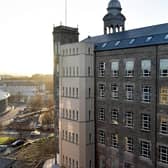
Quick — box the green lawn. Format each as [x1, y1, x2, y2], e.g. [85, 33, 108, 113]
[0, 137, 16, 145]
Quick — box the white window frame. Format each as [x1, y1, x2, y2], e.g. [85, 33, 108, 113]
[111, 84, 118, 99]
[99, 62, 105, 77]
[111, 134, 118, 148]
[111, 61, 119, 77]
[141, 60, 151, 77]
[160, 117, 168, 134]
[140, 140, 151, 158]
[125, 137, 133, 152]
[141, 114, 150, 131]
[160, 59, 168, 77]
[99, 130, 105, 144]
[99, 84, 105, 97]
[111, 108, 119, 124]
[125, 60, 134, 77]
[159, 145, 168, 164]
[125, 85, 133, 101]
[142, 86, 151, 103]
[98, 108, 105, 121]
[125, 112, 133, 127]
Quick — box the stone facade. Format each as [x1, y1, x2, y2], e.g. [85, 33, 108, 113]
[95, 44, 168, 168]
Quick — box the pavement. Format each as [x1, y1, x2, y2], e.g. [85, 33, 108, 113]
[43, 158, 59, 168]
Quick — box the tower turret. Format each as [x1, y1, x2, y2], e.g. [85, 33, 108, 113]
[103, 0, 126, 34]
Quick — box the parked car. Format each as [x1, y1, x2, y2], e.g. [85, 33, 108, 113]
[30, 130, 41, 136]
[11, 139, 25, 147]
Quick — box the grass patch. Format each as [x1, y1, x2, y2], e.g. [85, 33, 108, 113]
[0, 137, 16, 145]
[9, 136, 58, 168]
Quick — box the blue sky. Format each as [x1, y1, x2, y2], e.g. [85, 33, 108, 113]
[0, 0, 167, 75]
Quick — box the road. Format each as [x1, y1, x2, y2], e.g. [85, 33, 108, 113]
[0, 105, 25, 127]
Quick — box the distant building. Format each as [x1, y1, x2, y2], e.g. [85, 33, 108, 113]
[0, 90, 10, 113]
[53, 0, 168, 168]
[0, 80, 45, 103]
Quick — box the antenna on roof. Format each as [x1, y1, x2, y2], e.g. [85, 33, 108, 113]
[65, 0, 67, 26]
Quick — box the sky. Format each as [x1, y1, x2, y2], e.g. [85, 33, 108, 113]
[0, 0, 168, 76]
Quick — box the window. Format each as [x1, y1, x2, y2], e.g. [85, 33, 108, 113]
[129, 38, 135, 44]
[160, 117, 168, 134]
[62, 108, 65, 118]
[141, 60, 151, 77]
[125, 85, 133, 101]
[69, 158, 71, 168]
[102, 42, 107, 48]
[76, 67, 79, 76]
[66, 88, 68, 96]
[160, 87, 168, 105]
[72, 88, 75, 97]
[99, 62, 105, 77]
[69, 132, 71, 142]
[160, 59, 168, 77]
[115, 40, 120, 46]
[141, 114, 151, 131]
[125, 112, 133, 127]
[99, 130, 105, 144]
[111, 84, 118, 99]
[89, 110, 91, 121]
[111, 61, 119, 77]
[76, 134, 78, 144]
[159, 145, 168, 164]
[69, 110, 71, 119]
[72, 133, 75, 143]
[89, 88, 91, 98]
[66, 67, 68, 76]
[65, 131, 68, 140]
[69, 67, 71, 76]
[73, 67, 75, 76]
[72, 160, 75, 168]
[76, 161, 78, 168]
[125, 137, 133, 152]
[99, 158, 105, 168]
[62, 87, 64, 96]
[164, 34, 168, 40]
[89, 133, 92, 144]
[145, 36, 152, 42]
[125, 61, 134, 77]
[88, 67, 91, 76]
[69, 87, 71, 97]
[76, 110, 79, 120]
[76, 88, 79, 98]
[73, 110, 75, 120]
[142, 86, 151, 103]
[111, 108, 118, 124]
[66, 109, 68, 118]
[124, 162, 134, 168]
[99, 84, 105, 97]
[111, 134, 118, 148]
[98, 108, 105, 121]
[89, 160, 92, 168]
[140, 140, 151, 158]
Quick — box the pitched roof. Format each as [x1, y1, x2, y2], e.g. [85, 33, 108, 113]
[82, 23, 168, 51]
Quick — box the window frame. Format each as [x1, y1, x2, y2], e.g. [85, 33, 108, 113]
[99, 62, 105, 77]
[140, 140, 151, 158]
[142, 86, 151, 103]
[125, 112, 134, 128]
[111, 84, 119, 99]
[141, 113, 151, 131]
[111, 133, 119, 148]
[98, 108, 105, 121]
[159, 145, 168, 164]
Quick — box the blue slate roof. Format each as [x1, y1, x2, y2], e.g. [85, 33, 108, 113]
[82, 23, 168, 51]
